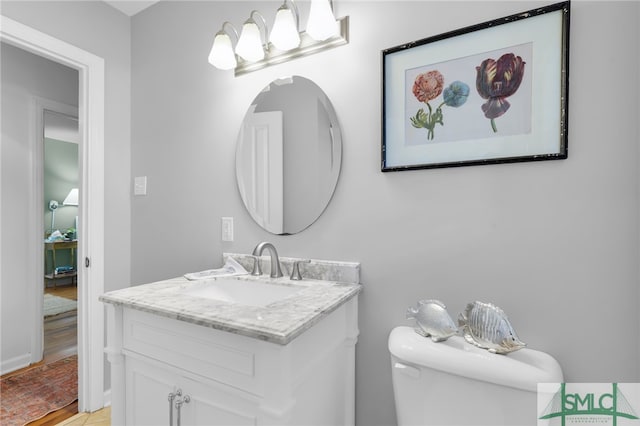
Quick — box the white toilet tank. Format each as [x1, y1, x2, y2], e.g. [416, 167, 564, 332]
[389, 326, 563, 426]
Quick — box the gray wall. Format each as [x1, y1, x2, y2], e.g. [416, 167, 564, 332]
[130, 2, 639, 425]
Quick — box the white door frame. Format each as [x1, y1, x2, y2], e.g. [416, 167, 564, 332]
[1, 16, 106, 412]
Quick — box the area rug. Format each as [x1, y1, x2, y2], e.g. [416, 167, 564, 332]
[43, 294, 77, 317]
[0, 355, 78, 426]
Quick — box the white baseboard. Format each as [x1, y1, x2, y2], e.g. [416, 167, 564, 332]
[1, 353, 32, 376]
[102, 388, 111, 408]
[80, 389, 110, 414]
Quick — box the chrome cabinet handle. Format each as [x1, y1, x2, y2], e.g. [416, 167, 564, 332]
[174, 393, 191, 426]
[168, 390, 181, 426]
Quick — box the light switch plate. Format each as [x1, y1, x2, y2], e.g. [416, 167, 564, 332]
[134, 176, 147, 196]
[221, 217, 234, 242]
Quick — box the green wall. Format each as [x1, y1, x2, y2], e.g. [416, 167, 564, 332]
[44, 137, 78, 273]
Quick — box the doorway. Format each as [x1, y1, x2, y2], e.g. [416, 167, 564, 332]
[0, 16, 106, 412]
[43, 109, 79, 367]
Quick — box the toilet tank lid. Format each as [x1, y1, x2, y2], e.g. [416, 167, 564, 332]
[389, 326, 563, 392]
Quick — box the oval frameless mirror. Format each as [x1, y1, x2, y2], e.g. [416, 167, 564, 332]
[236, 76, 342, 235]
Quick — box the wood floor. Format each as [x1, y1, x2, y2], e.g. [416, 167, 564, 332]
[28, 402, 79, 426]
[1, 283, 79, 425]
[43, 285, 78, 365]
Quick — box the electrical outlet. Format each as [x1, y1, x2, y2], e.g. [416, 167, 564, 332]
[221, 217, 234, 242]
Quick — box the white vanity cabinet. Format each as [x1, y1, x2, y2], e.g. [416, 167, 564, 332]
[106, 297, 359, 426]
[125, 355, 257, 425]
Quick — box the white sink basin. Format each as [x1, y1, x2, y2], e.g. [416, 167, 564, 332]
[180, 277, 302, 307]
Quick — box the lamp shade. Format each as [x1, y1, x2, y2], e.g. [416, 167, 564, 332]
[236, 20, 265, 62]
[270, 5, 300, 51]
[208, 31, 237, 70]
[63, 188, 79, 206]
[306, 0, 338, 41]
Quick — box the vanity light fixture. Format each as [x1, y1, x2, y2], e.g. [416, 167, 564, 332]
[208, 0, 349, 77]
[270, 0, 300, 51]
[235, 11, 268, 62]
[208, 22, 238, 70]
[306, 0, 339, 41]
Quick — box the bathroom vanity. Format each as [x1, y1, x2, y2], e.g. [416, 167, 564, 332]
[101, 254, 361, 426]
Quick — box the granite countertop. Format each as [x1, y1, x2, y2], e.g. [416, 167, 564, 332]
[100, 256, 361, 345]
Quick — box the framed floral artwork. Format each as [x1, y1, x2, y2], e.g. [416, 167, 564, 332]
[381, 1, 570, 171]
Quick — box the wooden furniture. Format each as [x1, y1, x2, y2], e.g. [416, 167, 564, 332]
[44, 240, 77, 287]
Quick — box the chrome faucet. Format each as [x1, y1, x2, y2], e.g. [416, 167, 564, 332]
[251, 242, 283, 278]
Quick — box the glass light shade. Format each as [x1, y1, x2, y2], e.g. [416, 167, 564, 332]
[270, 7, 300, 51]
[306, 0, 338, 41]
[63, 188, 79, 206]
[236, 21, 265, 62]
[208, 32, 237, 70]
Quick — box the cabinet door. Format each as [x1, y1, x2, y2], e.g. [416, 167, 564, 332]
[126, 357, 179, 426]
[126, 356, 258, 426]
[180, 375, 257, 426]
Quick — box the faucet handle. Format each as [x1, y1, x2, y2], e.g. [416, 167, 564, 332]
[250, 255, 262, 276]
[290, 259, 310, 280]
